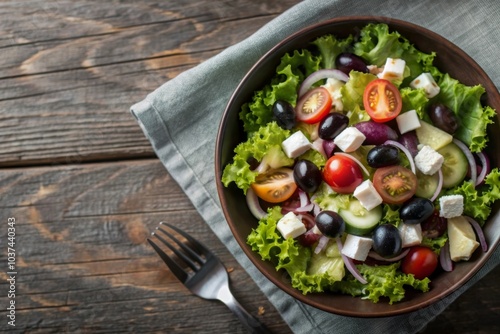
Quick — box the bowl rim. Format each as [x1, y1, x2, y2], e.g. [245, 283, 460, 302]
[215, 15, 500, 317]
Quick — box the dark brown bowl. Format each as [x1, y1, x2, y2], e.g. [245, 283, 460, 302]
[215, 16, 500, 317]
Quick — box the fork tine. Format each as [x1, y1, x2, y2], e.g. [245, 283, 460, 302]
[156, 224, 206, 268]
[147, 238, 189, 282]
[161, 222, 210, 256]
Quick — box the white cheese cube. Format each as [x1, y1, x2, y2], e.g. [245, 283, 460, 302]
[439, 195, 464, 219]
[333, 127, 366, 152]
[396, 109, 421, 134]
[447, 216, 479, 261]
[398, 223, 423, 248]
[321, 78, 344, 111]
[281, 131, 311, 158]
[341, 234, 373, 261]
[276, 212, 306, 239]
[410, 73, 440, 98]
[378, 58, 406, 81]
[353, 180, 383, 211]
[414, 145, 444, 175]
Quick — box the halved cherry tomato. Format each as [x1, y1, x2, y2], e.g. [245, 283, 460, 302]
[363, 79, 402, 123]
[401, 246, 438, 279]
[372, 165, 417, 204]
[323, 155, 363, 194]
[251, 168, 297, 203]
[296, 87, 332, 124]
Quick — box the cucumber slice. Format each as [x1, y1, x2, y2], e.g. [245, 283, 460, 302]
[415, 170, 440, 199]
[339, 198, 382, 236]
[415, 121, 453, 151]
[438, 142, 468, 188]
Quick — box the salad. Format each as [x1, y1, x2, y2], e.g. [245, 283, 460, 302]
[221, 23, 500, 304]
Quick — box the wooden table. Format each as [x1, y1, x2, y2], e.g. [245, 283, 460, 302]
[0, 1, 498, 333]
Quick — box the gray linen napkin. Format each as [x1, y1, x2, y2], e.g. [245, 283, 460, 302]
[131, 0, 500, 333]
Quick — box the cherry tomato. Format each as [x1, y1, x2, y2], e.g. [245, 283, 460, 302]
[251, 168, 297, 203]
[323, 155, 363, 194]
[401, 246, 438, 279]
[363, 79, 402, 123]
[372, 165, 417, 204]
[295, 87, 332, 124]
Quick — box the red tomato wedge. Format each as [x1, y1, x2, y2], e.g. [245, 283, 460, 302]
[363, 79, 402, 123]
[296, 87, 332, 124]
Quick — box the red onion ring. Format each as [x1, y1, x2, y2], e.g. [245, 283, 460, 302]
[465, 216, 488, 252]
[336, 237, 367, 284]
[311, 138, 327, 159]
[334, 152, 370, 177]
[314, 235, 330, 254]
[322, 139, 336, 158]
[453, 138, 477, 186]
[430, 169, 444, 202]
[246, 188, 267, 220]
[439, 240, 453, 272]
[384, 140, 416, 174]
[298, 69, 349, 97]
[475, 152, 490, 186]
[367, 248, 410, 262]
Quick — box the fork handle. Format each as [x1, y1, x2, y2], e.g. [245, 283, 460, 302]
[218, 285, 273, 334]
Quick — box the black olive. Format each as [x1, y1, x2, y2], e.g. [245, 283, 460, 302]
[335, 53, 369, 75]
[428, 104, 459, 134]
[272, 100, 296, 129]
[366, 145, 400, 168]
[400, 197, 435, 225]
[293, 160, 322, 193]
[372, 224, 402, 258]
[315, 211, 345, 238]
[318, 112, 349, 140]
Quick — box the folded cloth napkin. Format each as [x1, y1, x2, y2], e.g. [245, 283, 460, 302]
[131, 0, 499, 332]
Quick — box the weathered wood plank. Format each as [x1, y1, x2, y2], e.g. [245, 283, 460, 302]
[0, 159, 293, 333]
[0, 0, 301, 166]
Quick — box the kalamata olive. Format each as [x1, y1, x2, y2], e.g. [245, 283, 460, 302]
[421, 210, 447, 238]
[398, 131, 419, 157]
[335, 53, 369, 75]
[400, 197, 435, 225]
[298, 229, 321, 247]
[366, 145, 400, 168]
[318, 112, 349, 140]
[272, 100, 296, 129]
[372, 224, 402, 258]
[293, 160, 322, 193]
[428, 103, 459, 134]
[315, 210, 345, 238]
[354, 121, 398, 145]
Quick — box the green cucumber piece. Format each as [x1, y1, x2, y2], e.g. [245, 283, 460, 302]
[415, 170, 440, 199]
[339, 198, 382, 236]
[438, 142, 468, 188]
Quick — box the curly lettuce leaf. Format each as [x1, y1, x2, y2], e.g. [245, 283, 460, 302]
[400, 86, 430, 120]
[434, 73, 496, 152]
[380, 204, 402, 226]
[445, 168, 500, 224]
[421, 233, 448, 255]
[333, 263, 430, 304]
[239, 49, 321, 133]
[312, 183, 351, 211]
[311, 33, 354, 69]
[340, 71, 377, 113]
[221, 122, 293, 192]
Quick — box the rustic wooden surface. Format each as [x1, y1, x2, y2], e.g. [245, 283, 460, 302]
[0, 1, 498, 333]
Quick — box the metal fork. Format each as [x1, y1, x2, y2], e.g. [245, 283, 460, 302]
[148, 222, 272, 334]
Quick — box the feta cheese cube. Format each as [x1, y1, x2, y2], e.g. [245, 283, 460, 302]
[341, 234, 373, 261]
[414, 145, 444, 175]
[333, 127, 366, 152]
[281, 131, 311, 158]
[410, 73, 440, 98]
[439, 195, 464, 218]
[321, 78, 344, 111]
[398, 223, 423, 248]
[276, 212, 306, 239]
[378, 58, 406, 81]
[353, 180, 383, 211]
[396, 109, 421, 134]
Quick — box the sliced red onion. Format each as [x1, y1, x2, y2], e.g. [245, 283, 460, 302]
[298, 69, 349, 97]
[384, 140, 416, 174]
[294, 203, 315, 213]
[367, 248, 410, 262]
[313, 203, 321, 216]
[439, 240, 453, 272]
[334, 152, 370, 177]
[453, 138, 477, 186]
[322, 139, 336, 158]
[311, 138, 327, 159]
[300, 213, 316, 229]
[246, 188, 267, 220]
[314, 235, 330, 254]
[336, 237, 367, 284]
[298, 189, 309, 207]
[475, 152, 490, 186]
[465, 216, 488, 252]
[430, 169, 444, 202]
